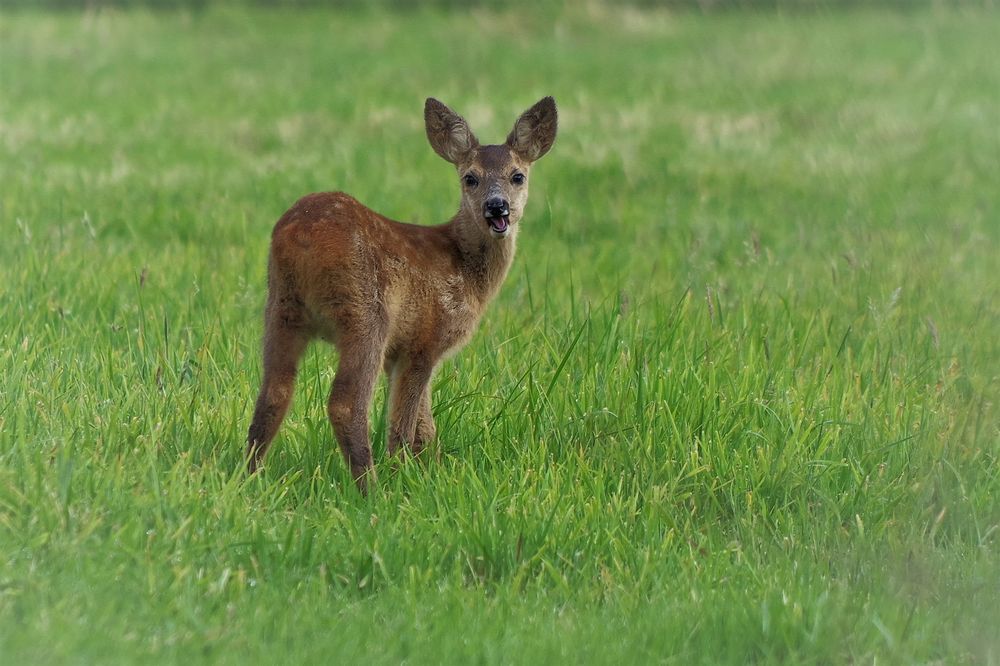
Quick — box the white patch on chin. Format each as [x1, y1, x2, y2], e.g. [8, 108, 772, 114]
[490, 227, 511, 239]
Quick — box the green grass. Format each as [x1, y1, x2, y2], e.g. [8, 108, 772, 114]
[1, 5, 998, 664]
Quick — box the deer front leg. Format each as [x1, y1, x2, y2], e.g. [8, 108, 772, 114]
[328, 336, 385, 494]
[387, 358, 435, 457]
[413, 383, 436, 456]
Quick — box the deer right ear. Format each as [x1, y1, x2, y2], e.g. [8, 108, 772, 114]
[425, 98, 479, 165]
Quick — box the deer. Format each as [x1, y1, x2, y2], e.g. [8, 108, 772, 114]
[246, 96, 558, 493]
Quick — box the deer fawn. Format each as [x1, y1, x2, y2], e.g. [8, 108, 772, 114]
[246, 97, 558, 492]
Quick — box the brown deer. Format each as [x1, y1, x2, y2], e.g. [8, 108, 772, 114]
[246, 97, 558, 492]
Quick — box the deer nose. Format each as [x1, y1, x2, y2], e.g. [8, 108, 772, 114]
[484, 197, 509, 217]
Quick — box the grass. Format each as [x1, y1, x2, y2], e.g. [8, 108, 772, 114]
[1, 4, 998, 664]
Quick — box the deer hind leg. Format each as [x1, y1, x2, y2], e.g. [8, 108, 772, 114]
[328, 331, 386, 494]
[387, 357, 436, 457]
[246, 304, 310, 474]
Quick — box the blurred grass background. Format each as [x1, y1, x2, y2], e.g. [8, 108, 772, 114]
[3, 0, 998, 9]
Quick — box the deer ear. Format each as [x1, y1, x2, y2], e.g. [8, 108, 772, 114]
[507, 96, 558, 162]
[425, 98, 479, 165]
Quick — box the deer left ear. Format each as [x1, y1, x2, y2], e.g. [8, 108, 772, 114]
[507, 97, 558, 163]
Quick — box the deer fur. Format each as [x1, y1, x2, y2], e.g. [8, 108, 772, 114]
[246, 97, 558, 492]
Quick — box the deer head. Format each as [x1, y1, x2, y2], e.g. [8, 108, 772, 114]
[425, 97, 558, 240]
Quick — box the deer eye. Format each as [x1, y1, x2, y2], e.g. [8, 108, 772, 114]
[511, 173, 526, 185]
[463, 174, 479, 188]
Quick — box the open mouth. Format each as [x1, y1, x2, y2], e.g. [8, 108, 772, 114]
[486, 214, 510, 236]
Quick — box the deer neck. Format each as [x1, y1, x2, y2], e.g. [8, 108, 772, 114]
[447, 210, 518, 304]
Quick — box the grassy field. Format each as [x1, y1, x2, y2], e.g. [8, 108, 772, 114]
[2, 4, 999, 664]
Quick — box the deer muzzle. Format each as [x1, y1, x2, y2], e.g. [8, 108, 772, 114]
[484, 197, 510, 236]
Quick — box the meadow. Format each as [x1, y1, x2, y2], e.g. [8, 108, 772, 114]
[1, 4, 998, 663]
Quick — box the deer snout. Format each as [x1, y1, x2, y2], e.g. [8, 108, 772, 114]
[483, 197, 509, 219]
